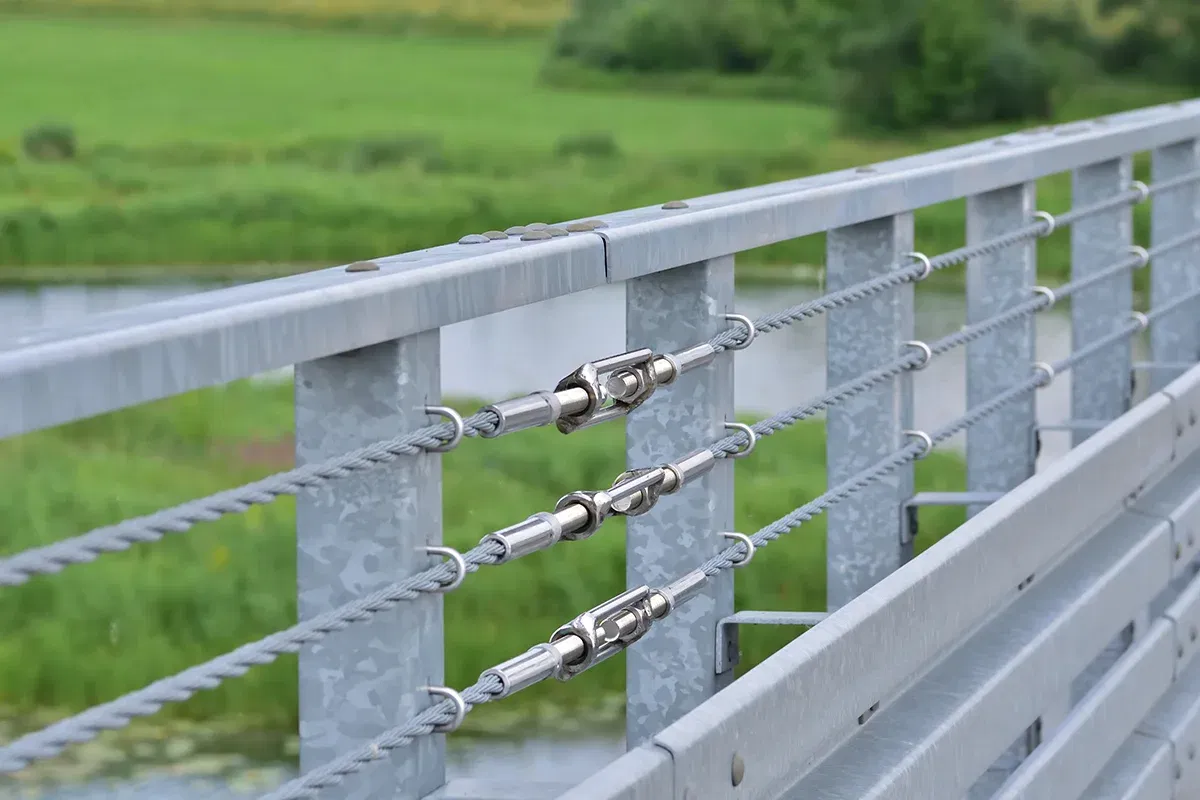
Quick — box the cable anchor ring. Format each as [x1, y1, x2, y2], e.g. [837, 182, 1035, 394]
[905, 252, 933, 282]
[420, 545, 467, 592]
[1033, 362, 1056, 387]
[1131, 180, 1150, 203]
[422, 685, 467, 733]
[1032, 286, 1057, 308]
[1127, 245, 1150, 269]
[423, 406, 465, 453]
[903, 430, 933, 459]
[902, 340, 932, 370]
[1132, 311, 1150, 331]
[1033, 210, 1056, 236]
[723, 422, 757, 459]
[723, 314, 757, 350]
[721, 532, 756, 568]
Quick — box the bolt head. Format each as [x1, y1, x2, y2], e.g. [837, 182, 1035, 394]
[731, 753, 745, 786]
[345, 261, 380, 273]
[521, 230, 553, 241]
[504, 225, 527, 236]
[458, 233, 491, 245]
[566, 221, 595, 232]
[662, 200, 689, 209]
[526, 222, 548, 231]
[482, 230, 508, 240]
[545, 227, 569, 237]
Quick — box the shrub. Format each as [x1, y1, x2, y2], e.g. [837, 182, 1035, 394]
[21, 123, 77, 162]
[554, 131, 620, 160]
[835, 0, 1055, 131]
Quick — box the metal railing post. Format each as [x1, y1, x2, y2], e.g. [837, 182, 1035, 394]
[1150, 140, 1200, 391]
[966, 183, 1038, 515]
[1070, 157, 1135, 445]
[826, 214, 915, 609]
[625, 256, 736, 748]
[295, 333, 445, 799]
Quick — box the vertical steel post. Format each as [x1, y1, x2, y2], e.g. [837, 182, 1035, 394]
[966, 183, 1038, 517]
[1070, 157, 1135, 445]
[1150, 140, 1200, 391]
[295, 333, 445, 799]
[625, 256, 736, 748]
[826, 214, 915, 609]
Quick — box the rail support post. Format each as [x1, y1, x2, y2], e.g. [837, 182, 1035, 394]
[826, 214, 915, 608]
[966, 183, 1038, 515]
[625, 256, 736, 747]
[1070, 157, 1135, 445]
[295, 333, 445, 799]
[1150, 140, 1200, 391]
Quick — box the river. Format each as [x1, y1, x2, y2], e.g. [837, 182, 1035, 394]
[0, 276, 1149, 797]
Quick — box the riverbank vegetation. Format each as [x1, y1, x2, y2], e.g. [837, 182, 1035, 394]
[0, 380, 967, 732]
[0, 13, 1184, 287]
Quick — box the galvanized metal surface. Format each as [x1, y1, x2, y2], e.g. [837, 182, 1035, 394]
[1150, 140, 1200, 392]
[965, 182, 1038, 518]
[427, 779, 577, 800]
[4, 102, 1200, 440]
[624, 257, 735, 747]
[568, 387, 1182, 800]
[553, 746, 674, 800]
[8, 101, 1200, 800]
[295, 333, 445, 799]
[825, 214, 914, 608]
[790, 507, 1173, 800]
[990, 620, 1176, 800]
[1070, 158, 1135, 446]
[1086, 732, 1174, 800]
[1138, 648, 1200, 796]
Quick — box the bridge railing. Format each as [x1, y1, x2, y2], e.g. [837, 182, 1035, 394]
[2, 99, 1200, 800]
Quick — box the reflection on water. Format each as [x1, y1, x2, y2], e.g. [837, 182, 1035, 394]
[0, 273, 1157, 797]
[0, 276, 1152, 465]
[1, 732, 625, 799]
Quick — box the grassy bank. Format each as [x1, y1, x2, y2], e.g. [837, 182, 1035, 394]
[0, 380, 966, 732]
[0, 15, 1181, 286]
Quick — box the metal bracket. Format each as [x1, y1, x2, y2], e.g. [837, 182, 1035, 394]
[716, 610, 828, 675]
[1135, 361, 1198, 372]
[900, 492, 1006, 545]
[1037, 420, 1111, 434]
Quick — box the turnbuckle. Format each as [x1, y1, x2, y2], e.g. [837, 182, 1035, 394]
[550, 586, 661, 678]
[482, 570, 710, 695]
[555, 349, 662, 434]
[481, 344, 717, 437]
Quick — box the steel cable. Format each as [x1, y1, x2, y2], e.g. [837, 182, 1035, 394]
[0, 185, 1155, 588]
[259, 292, 1172, 800]
[8, 249, 1184, 776]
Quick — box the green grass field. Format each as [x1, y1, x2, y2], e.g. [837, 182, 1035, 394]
[0, 14, 1184, 282]
[0, 380, 967, 732]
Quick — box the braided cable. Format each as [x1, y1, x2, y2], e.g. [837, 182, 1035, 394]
[265, 303, 1156, 799]
[259, 676, 503, 800]
[0, 410, 497, 587]
[0, 185, 1158, 587]
[0, 538, 507, 773]
[2, 238, 1173, 772]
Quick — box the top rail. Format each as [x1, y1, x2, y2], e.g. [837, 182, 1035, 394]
[1, 99, 1200, 438]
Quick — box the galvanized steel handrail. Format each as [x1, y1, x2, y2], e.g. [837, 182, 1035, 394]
[2, 100, 1200, 800]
